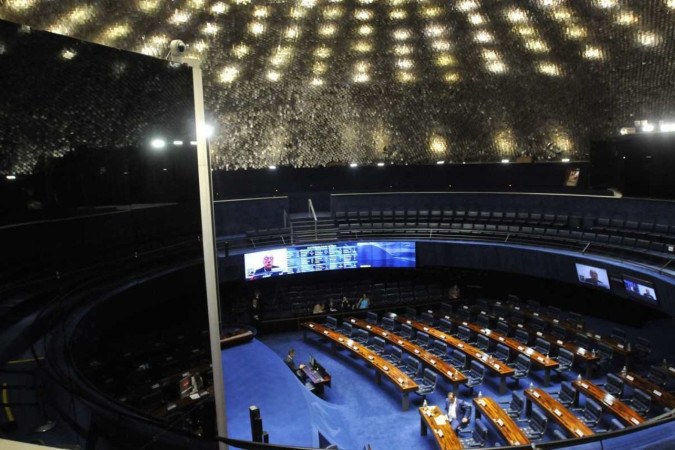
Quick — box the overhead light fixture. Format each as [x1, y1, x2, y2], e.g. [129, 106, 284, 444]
[501, 159, 510, 163]
[151, 138, 166, 149]
[436, 160, 445, 165]
[190, 141, 198, 146]
[268, 165, 277, 170]
[659, 122, 675, 132]
[349, 162, 358, 168]
[561, 158, 570, 162]
[173, 140, 184, 145]
[377, 162, 385, 167]
[642, 123, 655, 133]
[6, 175, 16, 180]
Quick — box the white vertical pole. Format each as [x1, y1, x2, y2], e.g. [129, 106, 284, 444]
[185, 57, 228, 449]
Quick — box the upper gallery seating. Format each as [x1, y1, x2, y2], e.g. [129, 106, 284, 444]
[332, 207, 674, 265]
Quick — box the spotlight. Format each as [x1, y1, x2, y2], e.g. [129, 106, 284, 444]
[561, 158, 570, 162]
[349, 162, 358, 168]
[377, 162, 385, 166]
[6, 175, 16, 180]
[501, 159, 510, 163]
[436, 160, 445, 165]
[151, 138, 166, 149]
[268, 165, 277, 170]
[173, 140, 184, 145]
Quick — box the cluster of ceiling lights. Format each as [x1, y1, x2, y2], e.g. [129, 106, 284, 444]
[620, 120, 675, 135]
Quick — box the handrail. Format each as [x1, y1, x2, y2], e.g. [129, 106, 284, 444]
[308, 199, 318, 240]
[308, 199, 317, 221]
[283, 209, 288, 228]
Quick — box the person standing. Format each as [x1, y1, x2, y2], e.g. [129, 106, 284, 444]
[357, 294, 370, 310]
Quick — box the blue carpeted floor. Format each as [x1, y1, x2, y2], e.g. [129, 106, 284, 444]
[221, 314, 675, 450]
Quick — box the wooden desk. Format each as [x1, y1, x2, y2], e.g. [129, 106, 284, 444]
[473, 396, 530, 446]
[347, 317, 468, 392]
[397, 316, 514, 395]
[513, 323, 599, 378]
[302, 322, 418, 410]
[524, 387, 594, 438]
[453, 318, 558, 386]
[620, 372, 675, 409]
[572, 380, 645, 426]
[300, 364, 331, 394]
[419, 405, 463, 450]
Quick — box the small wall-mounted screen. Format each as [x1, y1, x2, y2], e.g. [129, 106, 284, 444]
[575, 263, 610, 290]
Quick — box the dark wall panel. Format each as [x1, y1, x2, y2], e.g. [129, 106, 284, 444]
[214, 197, 289, 235]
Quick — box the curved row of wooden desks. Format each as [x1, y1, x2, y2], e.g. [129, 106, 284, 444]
[302, 322, 418, 410]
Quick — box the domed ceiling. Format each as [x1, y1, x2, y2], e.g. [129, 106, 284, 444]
[1, 0, 675, 172]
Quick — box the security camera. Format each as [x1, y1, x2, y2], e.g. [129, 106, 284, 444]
[169, 39, 187, 55]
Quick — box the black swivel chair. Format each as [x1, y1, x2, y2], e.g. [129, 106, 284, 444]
[448, 350, 468, 370]
[511, 354, 531, 386]
[414, 368, 437, 400]
[523, 409, 548, 441]
[533, 337, 551, 356]
[326, 315, 339, 330]
[494, 343, 511, 363]
[514, 329, 529, 345]
[628, 389, 652, 415]
[430, 340, 449, 360]
[438, 318, 453, 334]
[353, 329, 369, 345]
[366, 311, 378, 325]
[459, 420, 488, 448]
[401, 323, 415, 341]
[500, 391, 525, 419]
[381, 316, 395, 331]
[370, 336, 386, 354]
[414, 331, 430, 349]
[385, 346, 403, 365]
[579, 399, 603, 428]
[557, 382, 577, 408]
[402, 356, 421, 377]
[496, 320, 510, 336]
[603, 373, 624, 398]
[420, 311, 435, 326]
[464, 361, 485, 395]
[476, 334, 491, 353]
[458, 325, 473, 343]
[554, 348, 574, 375]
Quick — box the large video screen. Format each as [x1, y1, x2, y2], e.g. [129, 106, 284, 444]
[575, 263, 610, 290]
[623, 276, 658, 303]
[244, 242, 416, 280]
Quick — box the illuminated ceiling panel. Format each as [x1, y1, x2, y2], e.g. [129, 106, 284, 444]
[0, 0, 674, 173]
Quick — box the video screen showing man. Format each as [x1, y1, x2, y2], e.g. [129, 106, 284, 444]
[245, 248, 288, 280]
[624, 278, 657, 302]
[575, 264, 610, 290]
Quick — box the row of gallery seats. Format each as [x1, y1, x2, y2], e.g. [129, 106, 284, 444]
[242, 279, 444, 321]
[77, 325, 212, 420]
[332, 208, 674, 263]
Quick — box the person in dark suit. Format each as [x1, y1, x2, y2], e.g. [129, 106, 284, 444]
[253, 254, 284, 277]
[445, 391, 472, 431]
[284, 349, 306, 381]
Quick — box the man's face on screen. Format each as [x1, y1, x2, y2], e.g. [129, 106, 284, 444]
[263, 255, 273, 269]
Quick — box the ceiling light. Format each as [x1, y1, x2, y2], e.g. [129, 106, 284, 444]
[151, 138, 166, 149]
